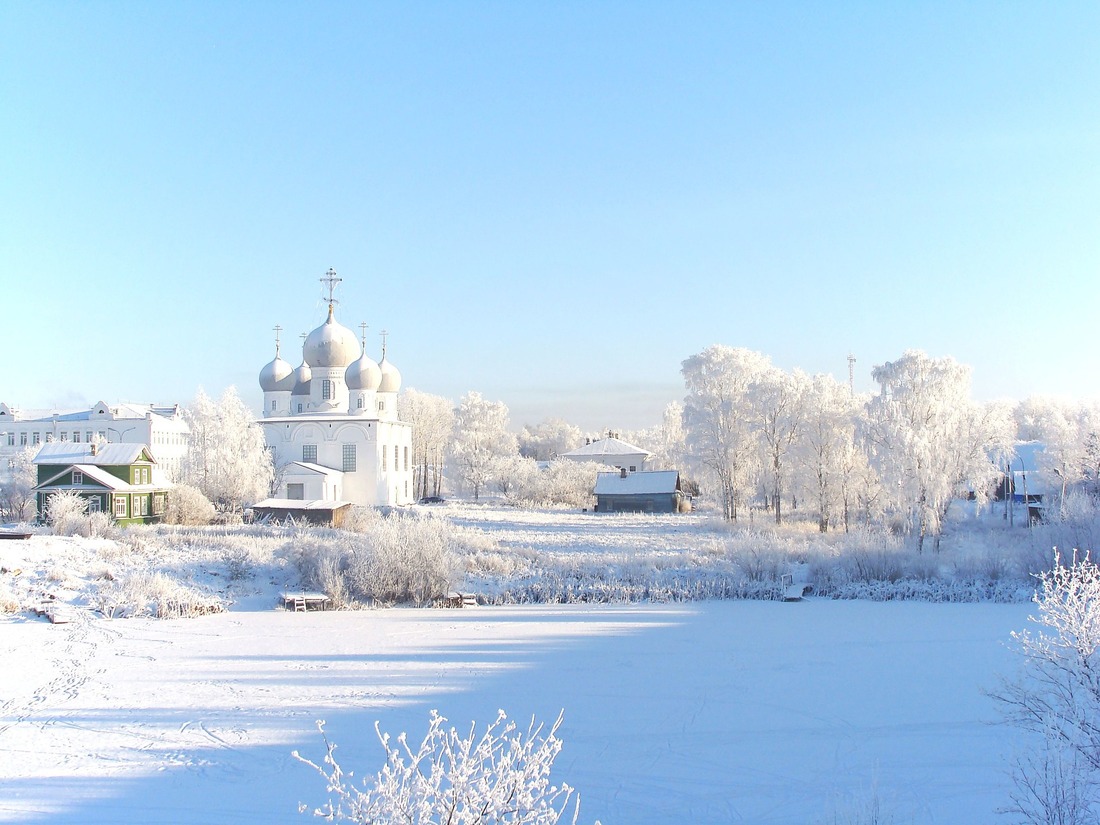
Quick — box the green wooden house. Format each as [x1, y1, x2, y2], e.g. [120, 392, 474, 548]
[33, 442, 170, 525]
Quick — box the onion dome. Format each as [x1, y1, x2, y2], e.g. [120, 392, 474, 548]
[303, 305, 361, 368]
[291, 361, 312, 396]
[346, 351, 382, 391]
[259, 352, 295, 392]
[378, 357, 402, 393]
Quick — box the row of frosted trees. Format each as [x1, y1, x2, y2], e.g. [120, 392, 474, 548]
[396, 345, 1099, 551]
[680, 345, 1100, 552]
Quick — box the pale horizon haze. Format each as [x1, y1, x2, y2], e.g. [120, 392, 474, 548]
[2, 3, 1097, 432]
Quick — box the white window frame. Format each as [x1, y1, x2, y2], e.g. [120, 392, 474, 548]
[113, 495, 128, 518]
[72, 470, 84, 485]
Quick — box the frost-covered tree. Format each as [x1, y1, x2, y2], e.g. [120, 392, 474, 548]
[450, 392, 518, 501]
[491, 454, 540, 500]
[295, 710, 591, 825]
[797, 374, 863, 532]
[0, 444, 38, 522]
[994, 554, 1100, 824]
[518, 418, 584, 461]
[750, 367, 809, 524]
[400, 388, 454, 500]
[1016, 397, 1100, 515]
[681, 346, 771, 520]
[181, 387, 273, 513]
[866, 351, 1012, 552]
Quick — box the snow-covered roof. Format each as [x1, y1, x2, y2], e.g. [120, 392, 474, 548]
[1, 402, 182, 424]
[252, 499, 353, 511]
[595, 470, 680, 496]
[1010, 441, 1045, 472]
[34, 464, 164, 492]
[282, 461, 344, 478]
[562, 437, 652, 459]
[33, 443, 155, 466]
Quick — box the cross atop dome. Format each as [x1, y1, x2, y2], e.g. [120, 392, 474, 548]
[321, 267, 342, 308]
[273, 324, 283, 356]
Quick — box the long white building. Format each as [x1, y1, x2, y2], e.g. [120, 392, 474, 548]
[0, 401, 189, 483]
[257, 271, 413, 507]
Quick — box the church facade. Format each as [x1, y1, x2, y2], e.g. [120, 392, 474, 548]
[257, 272, 413, 507]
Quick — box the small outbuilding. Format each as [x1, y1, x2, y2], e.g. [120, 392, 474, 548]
[594, 469, 688, 514]
[251, 498, 354, 527]
[561, 436, 653, 472]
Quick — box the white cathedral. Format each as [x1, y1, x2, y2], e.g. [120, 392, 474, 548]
[257, 270, 413, 507]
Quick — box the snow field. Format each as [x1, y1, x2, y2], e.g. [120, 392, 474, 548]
[0, 600, 1032, 824]
[0, 501, 1071, 822]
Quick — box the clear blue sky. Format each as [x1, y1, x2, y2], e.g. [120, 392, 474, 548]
[2, 2, 1097, 431]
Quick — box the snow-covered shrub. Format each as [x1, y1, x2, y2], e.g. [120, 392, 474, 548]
[1032, 493, 1100, 563]
[45, 490, 116, 538]
[95, 570, 226, 618]
[294, 710, 594, 824]
[163, 484, 216, 525]
[295, 514, 460, 607]
[0, 583, 20, 613]
[341, 505, 383, 533]
[993, 552, 1100, 822]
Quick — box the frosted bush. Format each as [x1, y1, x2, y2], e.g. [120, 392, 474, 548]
[45, 490, 114, 538]
[993, 552, 1100, 822]
[295, 514, 460, 607]
[163, 484, 216, 525]
[0, 583, 20, 613]
[1031, 493, 1100, 562]
[295, 710, 595, 824]
[95, 571, 225, 618]
[341, 505, 383, 533]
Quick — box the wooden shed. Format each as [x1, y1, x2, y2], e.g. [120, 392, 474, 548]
[250, 499, 354, 527]
[594, 469, 688, 514]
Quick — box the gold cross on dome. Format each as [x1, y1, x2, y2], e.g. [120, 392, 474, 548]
[320, 268, 342, 307]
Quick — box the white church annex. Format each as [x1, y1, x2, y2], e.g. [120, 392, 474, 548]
[257, 270, 413, 508]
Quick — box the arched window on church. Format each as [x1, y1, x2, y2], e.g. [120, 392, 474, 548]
[357, 396, 364, 409]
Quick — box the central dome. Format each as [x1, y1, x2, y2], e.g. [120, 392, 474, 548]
[303, 306, 361, 368]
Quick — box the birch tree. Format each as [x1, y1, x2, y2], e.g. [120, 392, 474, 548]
[798, 374, 861, 532]
[681, 346, 770, 520]
[751, 367, 809, 524]
[866, 351, 1011, 552]
[450, 392, 517, 501]
[518, 418, 584, 461]
[0, 445, 38, 522]
[400, 389, 454, 499]
[182, 387, 273, 513]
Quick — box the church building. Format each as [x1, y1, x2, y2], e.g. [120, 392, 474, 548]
[257, 270, 413, 507]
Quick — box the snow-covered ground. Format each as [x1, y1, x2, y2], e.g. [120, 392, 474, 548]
[0, 506, 1039, 823]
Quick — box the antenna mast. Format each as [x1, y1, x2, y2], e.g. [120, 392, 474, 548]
[847, 352, 856, 394]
